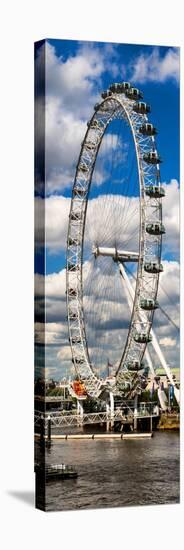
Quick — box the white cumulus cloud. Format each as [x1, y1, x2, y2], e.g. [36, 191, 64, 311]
[34, 179, 179, 259]
[44, 41, 119, 193]
[159, 337, 176, 348]
[129, 47, 179, 84]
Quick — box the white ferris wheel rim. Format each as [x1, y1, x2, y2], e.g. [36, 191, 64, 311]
[66, 86, 164, 398]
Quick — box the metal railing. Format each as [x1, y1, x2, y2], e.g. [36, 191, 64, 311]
[35, 402, 159, 428]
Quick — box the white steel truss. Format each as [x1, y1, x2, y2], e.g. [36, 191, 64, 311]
[118, 262, 180, 405]
[35, 404, 159, 429]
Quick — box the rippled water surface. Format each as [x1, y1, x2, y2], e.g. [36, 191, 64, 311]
[41, 432, 179, 512]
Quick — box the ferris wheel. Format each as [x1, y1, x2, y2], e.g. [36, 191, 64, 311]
[66, 82, 166, 399]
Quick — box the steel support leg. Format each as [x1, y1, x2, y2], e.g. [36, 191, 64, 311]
[119, 262, 155, 375]
[118, 262, 179, 405]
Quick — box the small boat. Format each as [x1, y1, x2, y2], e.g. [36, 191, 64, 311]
[35, 463, 78, 480]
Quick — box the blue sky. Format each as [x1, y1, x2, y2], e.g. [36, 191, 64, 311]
[35, 39, 180, 380]
[48, 39, 180, 183]
[45, 39, 179, 273]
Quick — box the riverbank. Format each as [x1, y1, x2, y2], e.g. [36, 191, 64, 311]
[158, 412, 180, 430]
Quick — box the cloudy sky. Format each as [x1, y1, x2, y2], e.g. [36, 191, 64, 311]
[35, 39, 179, 381]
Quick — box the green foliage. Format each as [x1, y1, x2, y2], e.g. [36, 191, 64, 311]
[139, 389, 158, 403]
[46, 387, 65, 396]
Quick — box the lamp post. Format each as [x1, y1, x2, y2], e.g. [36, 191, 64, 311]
[168, 382, 170, 412]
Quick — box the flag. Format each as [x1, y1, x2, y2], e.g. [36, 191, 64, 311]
[150, 383, 154, 398]
[169, 384, 174, 400]
[107, 360, 114, 367]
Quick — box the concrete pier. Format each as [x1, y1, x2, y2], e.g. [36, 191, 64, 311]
[35, 432, 153, 441]
[77, 400, 84, 427]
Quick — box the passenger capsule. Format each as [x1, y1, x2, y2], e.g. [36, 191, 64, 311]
[125, 87, 143, 100]
[101, 90, 112, 99]
[109, 83, 118, 92]
[109, 81, 131, 93]
[94, 103, 100, 111]
[143, 151, 162, 164]
[140, 298, 159, 310]
[125, 360, 144, 372]
[145, 185, 165, 198]
[139, 123, 157, 136]
[134, 332, 152, 344]
[133, 102, 151, 114]
[146, 222, 166, 235]
[144, 262, 163, 274]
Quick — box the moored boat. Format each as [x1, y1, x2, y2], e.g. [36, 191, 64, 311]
[35, 463, 78, 480]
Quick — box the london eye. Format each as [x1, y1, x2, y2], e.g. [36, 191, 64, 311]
[66, 82, 166, 399]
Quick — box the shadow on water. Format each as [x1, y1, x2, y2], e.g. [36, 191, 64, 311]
[7, 490, 35, 507]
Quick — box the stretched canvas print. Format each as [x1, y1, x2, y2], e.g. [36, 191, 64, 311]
[34, 39, 180, 512]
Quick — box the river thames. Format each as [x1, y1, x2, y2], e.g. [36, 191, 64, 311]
[39, 431, 180, 512]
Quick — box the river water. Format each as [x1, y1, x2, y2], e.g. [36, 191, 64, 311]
[40, 431, 179, 512]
